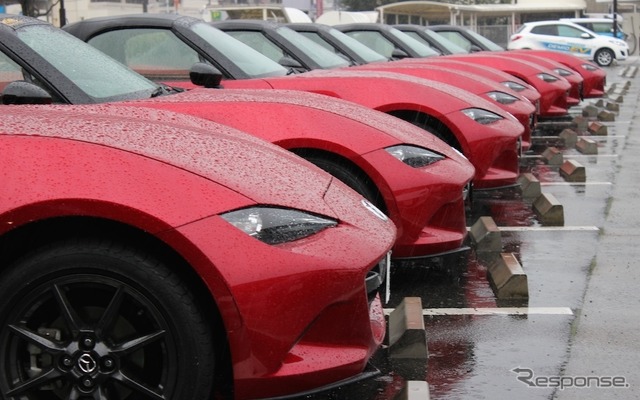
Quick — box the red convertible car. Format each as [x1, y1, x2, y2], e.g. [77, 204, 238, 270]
[509, 50, 606, 98]
[61, 14, 524, 191]
[284, 22, 537, 151]
[424, 25, 606, 98]
[332, 23, 572, 118]
[0, 15, 475, 269]
[0, 104, 397, 399]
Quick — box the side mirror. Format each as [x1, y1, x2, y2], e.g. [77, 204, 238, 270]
[278, 56, 304, 69]
[390, 48, 409, 60]
[581, 33, 593, 39]
[1, 81, 52, 105]
[469, 45, 483, 53]
[189, 62, 223, 89]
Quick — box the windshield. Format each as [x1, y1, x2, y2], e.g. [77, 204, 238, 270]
[191, 23, 289, 77]
[276, 26, 350, 69]
[421, 29, 468, 54]
[17, 24, 159, 102]
[328, 28, 388, 63]
[464, 29, 505, 51]
[388, 28, 440, 57]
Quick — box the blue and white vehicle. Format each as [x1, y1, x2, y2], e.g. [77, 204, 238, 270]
[508, 20, 628, 67]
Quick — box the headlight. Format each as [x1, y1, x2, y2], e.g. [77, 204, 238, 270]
[385, 145, 444, 167]
[462, 108, 503, 125]
[486, 91, 519, 105]
[221, 207, 337, 244]
[553, 68, 573, 77]
[537, 73, 559, 83]
[581, 63, 599, 71]
[502, 81, 527, 92]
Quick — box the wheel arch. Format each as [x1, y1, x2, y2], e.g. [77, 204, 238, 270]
[387, 109, 463, 152]
[290, 147, 390, 216]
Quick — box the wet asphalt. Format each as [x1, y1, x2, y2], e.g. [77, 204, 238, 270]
[300, 56, 640, 400]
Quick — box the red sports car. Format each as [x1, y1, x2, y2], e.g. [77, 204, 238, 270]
[0, 15, 475, 270]
[0, 104, 396, 399]
[213, 20, 536, 152]
[435, 53, 572, 118]
[332, 23, 572, 118]
[423, 25, 606, 99]
[509, 50, 606, 98]
[61, 14, 524, 191]
[497, 51, 583, 106]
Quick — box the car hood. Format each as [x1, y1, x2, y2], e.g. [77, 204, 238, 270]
[266, 68, 510, 116]
[0, 104, 342, 216]
[132, 88, 470, 161]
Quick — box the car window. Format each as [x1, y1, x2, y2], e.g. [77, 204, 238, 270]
[326, 29, 388, 62]
[344, 31, 396, 58]
[592, 22, 619, 35]
[0, 52, 24, 92]
[531, 25, 558, 36]
[275, 26, 350, 69]
[224, 30, 288, 64]
[16, 25, 158, 102]
[192, 23, 288, 78]
[297, 31, 338, 53]
[388, 28, 439, 57]
[558, 25, 588, 38]
[88, 28, 201, 80]
[421, 30, 468, 54]
[462, 28, 505, 51]
[435, 31, 472, 52]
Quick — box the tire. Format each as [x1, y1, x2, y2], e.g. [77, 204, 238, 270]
[0, 239, 215, 400]
[594, 48, 615, 67]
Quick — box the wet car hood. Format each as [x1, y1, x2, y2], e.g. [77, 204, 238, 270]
[295, 68, 502, 108]
[0, 104, 339, 215]
[132, 88, 469, 162]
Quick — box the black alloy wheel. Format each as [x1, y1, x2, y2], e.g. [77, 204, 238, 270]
[0, 239, 215, 400]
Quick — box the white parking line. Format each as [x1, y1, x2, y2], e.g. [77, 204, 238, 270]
[497, 226, 599, 232]
[569, 154, 619, 158]
[383, 307, 574, 316]
[541, 182, 612, 186]
[520, 154, 619, 159]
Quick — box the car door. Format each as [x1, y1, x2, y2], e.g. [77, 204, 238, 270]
[529, 24, 592, 59]
[555, 24, 597, 58]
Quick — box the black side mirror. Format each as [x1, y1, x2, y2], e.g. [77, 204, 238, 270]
[390, 48, 410, 60]
[189, 63, 223, 89]
[278, 56, 304, 69]
[1, 81, 52, 105]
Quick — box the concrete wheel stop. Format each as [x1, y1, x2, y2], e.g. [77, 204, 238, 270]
[487, 253, 529, 300]
[560, 159, 586, 183]
[533, 193, 564, 226]
[541, 147, 563, 165]
[388, 297, 429, 381]
[517, 173, 541, 199]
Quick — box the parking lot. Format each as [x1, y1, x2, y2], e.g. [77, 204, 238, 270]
[302, 56, 640, 400]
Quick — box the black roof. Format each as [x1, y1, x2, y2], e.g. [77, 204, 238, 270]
[62, 13, 196, 40]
